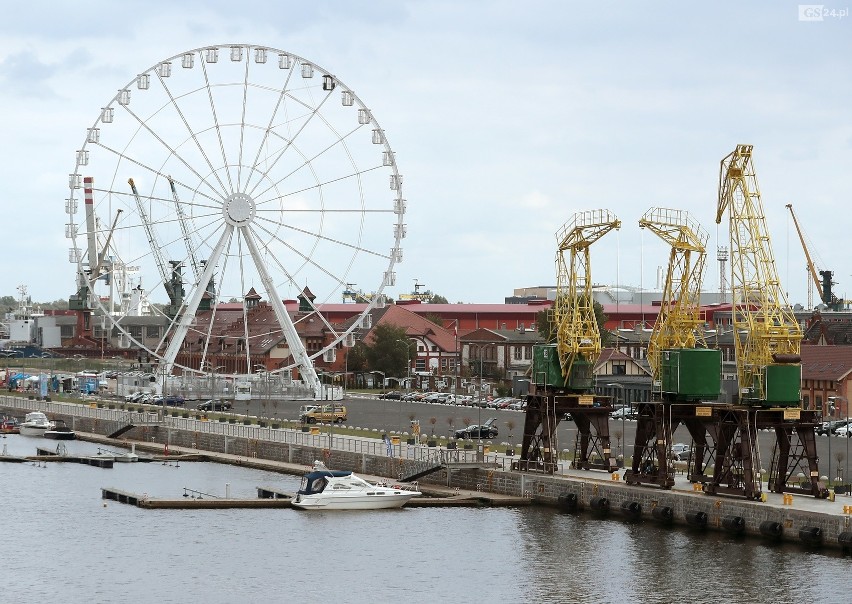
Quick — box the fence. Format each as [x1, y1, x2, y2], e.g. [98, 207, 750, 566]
[0, 395, 497, 465]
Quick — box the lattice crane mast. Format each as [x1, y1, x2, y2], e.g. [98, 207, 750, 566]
[553, 210, 621, 388]
[640, 207, 712, 389]
[716, 144, 802, 406]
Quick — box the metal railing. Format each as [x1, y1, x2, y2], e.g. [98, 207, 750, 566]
[0, 394, 498, 464]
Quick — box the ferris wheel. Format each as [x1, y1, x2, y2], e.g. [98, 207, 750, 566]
[66, 44, 406, 393]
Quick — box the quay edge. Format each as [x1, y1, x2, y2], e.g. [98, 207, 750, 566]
[4, 398, 852, 552]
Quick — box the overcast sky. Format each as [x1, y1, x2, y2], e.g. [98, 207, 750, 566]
[2, 1, 850, 308]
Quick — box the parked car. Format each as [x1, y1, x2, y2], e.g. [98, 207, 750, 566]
[164, 395, 185, 407]
[379, 391, 403, 400]
[835, 424, 852, 437]
[196, 400, 232, 412]
[817, 419, 850, 436]
[454, 417, 499, 440]
[611, 406, 637, 420]
[300, 404, 347, 424]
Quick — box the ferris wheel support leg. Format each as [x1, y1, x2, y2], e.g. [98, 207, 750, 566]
[240, 226, 322, 398]
[159, 225, 234, 377]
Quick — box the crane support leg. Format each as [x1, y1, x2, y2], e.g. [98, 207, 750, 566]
[766, 410, 828, 498]
[625, 402, 676, 488]
[684, 415, 719, 485]
[705, 408, 761, 500]
[516, 393, 562, 473]
[569, 408, 617, 473]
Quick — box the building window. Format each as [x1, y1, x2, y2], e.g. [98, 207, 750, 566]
[803, 395, 810, 409]
[514, 347, 522, 360]
[146, 325, 160, 338]
[129, 326, 143, 339]
[415, 359, 426, 372]
[612, 363, 626, 375]
[60, 325, 74, 338]
[441, 358, 447, 370]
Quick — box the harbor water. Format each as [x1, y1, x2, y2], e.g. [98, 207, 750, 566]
[2, 434, 849, 604]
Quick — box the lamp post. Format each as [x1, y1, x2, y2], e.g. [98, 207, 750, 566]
[829, 394, 849, 488]
[394, 339, 413, 434]
[607, 383, 626, 460]
[469, 343, 485, 444]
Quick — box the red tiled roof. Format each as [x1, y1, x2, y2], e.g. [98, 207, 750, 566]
[800, 345, 852, 381]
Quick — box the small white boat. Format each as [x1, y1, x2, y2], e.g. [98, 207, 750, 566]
[19, 412, 53, 437]
[292, 461, 421, 510]
[97, 444, 139, 462]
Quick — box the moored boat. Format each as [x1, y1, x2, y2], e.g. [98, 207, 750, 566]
[44, 420, 76, 440]
[1, 416, 20, 434]
[19, 412, 53, 437]
[292, 461, 421, 510]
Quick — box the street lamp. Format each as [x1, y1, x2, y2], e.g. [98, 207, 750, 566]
[469, 343, 486, 444]
[828, 395, 849, 488]
[607, 383, 626, 460]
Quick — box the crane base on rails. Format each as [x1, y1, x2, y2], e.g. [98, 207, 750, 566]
[626, 402, 828, 500]
[625, 402, 723, 489]
[514, 388, 617, 474]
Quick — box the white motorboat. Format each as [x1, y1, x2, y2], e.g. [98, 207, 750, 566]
[18, 412, 53, 437]
[292, 461, 421, 510]
[97, 444, 139, 462]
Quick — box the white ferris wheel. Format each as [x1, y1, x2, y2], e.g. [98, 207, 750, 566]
[66, 44, 406, 394]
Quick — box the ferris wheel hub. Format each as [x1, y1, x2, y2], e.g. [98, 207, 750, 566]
[222, 192, 256, 226]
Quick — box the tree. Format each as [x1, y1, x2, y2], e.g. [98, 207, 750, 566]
[428, 294, 448, 304]
[536, 298, 612, 346]
[346, 342, 368, 373]
[364, 324, 411, 378]
[425, 313, 443, 327]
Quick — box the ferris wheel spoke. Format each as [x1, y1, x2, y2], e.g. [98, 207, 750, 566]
[199, 57, 236, 195]
[253, 162, 384, 210]
[243, 69, 297, 195]
[253, 212, 387, 260]
[236, 56, 250, 193]
[90, 142, 225, 206]
[245, 89, 334, 199]
[246, 221, 360, 336]
[114, 104, 229, 202]
[250, 123, 365, 204]
[155, 64, 232, 198]
[240, 225, 321, 394]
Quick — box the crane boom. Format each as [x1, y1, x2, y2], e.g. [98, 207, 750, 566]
[716, 144, 801, 406]
[168, 176, 201, 281]
[785, 203, 840, 309]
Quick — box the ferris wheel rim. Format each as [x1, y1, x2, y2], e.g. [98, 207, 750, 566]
[67, 43, 406, 379]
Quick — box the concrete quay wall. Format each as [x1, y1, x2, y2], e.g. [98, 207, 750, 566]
[11, 405, 852, 552]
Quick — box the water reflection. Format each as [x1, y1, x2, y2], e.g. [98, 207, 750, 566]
[2, 433, 850, 603]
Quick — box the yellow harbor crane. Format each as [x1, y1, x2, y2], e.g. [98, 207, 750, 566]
[625, 208, 721, 489]
[553, 210, 622, 387]
[641, 207, 710, 383]
[517, 210, 620, 474]
[716, 144, 802, 406]
[711, 144, 825, 500]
